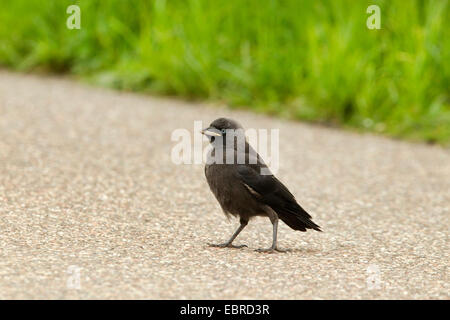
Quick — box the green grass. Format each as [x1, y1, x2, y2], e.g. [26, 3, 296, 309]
[1, 0, 449, 143]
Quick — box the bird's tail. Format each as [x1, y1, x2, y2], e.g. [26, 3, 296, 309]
[277, 203, 322, 232]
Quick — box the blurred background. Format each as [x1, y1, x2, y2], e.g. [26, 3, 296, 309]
[0, 0, 449, 144]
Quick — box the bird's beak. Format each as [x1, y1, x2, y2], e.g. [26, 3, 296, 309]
[200, 127, 222, 137]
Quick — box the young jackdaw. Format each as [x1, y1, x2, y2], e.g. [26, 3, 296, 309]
[202, 117, 321, 253]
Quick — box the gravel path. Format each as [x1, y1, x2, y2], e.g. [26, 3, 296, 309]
[0, 71, 448, 299]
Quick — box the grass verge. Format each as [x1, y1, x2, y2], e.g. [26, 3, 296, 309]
[0, 0, 449, 143]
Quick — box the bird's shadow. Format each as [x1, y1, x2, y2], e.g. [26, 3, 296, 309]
[206, 244, 323, 255]
[280, 247, 322, 254]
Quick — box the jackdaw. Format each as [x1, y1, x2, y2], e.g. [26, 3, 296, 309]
[202, 117, 321, 253]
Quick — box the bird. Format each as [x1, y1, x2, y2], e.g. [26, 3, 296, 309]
[201, 117, 321, 253]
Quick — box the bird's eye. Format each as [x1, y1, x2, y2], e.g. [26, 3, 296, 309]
[221, 129, 226, 134]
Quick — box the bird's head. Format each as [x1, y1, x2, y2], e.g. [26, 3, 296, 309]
[201, 118, 244, 143]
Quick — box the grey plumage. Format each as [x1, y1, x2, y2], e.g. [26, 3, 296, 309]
[202, 117, 321, 252]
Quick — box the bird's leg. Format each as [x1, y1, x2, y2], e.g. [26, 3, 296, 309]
[256, 214, 287, 253]
[208, 219, 248, 249]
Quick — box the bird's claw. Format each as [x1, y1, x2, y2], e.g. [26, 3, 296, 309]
[255, 247, 287, 253]
[208, 242, 248, 249]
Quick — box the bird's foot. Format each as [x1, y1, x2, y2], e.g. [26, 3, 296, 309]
[255, 247, 287, 253]
[208, 242, 247, 249]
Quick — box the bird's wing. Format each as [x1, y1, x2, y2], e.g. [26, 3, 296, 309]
[235, 164, 321, 231]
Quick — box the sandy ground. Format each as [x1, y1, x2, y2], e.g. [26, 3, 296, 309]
[0, 71, 448, 299]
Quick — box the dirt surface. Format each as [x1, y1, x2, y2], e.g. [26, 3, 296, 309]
[0, 71, 448, 299]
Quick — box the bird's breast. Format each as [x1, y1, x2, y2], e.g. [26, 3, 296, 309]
[204, 163, 264, 218]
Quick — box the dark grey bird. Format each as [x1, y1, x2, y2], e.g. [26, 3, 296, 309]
[202, 117, 321, 253]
